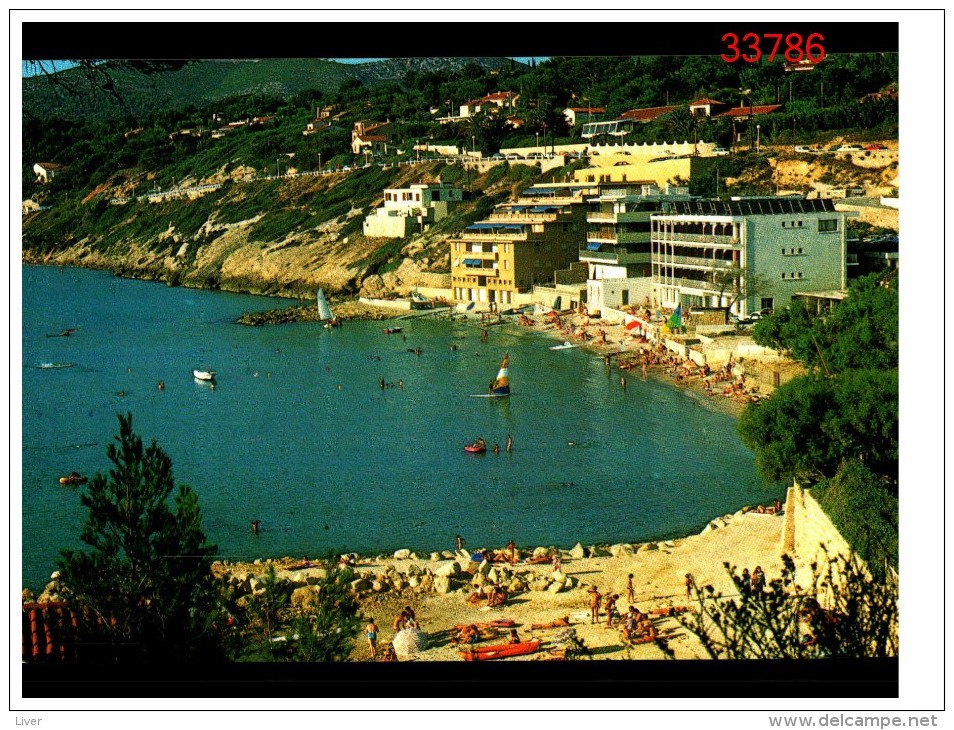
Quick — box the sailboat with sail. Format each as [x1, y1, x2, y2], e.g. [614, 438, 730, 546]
[315, 288, 340, 328]
[470, 352, 511, 398]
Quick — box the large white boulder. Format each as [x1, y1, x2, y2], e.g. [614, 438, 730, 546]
[435, 561, 461, 577]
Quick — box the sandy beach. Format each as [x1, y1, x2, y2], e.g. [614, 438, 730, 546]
[215, 506, 787, 662]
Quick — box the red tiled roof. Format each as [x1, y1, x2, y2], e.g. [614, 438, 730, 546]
[689, 97, 724, 106]
[566, 106, 605, 113]
[619, 106, 679, 122]
[23, 602, 75, 662]
[355, 134, 387, 143]
[718, 104, 783, 117]
[36, 162, 65, 169]
[481, 91, 515, 102]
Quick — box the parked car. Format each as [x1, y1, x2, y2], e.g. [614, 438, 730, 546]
[711, 147, 730, 156]
[749, 308, 774, 321]
[836, 144, 864, 152]
[865, 143, 887, 151]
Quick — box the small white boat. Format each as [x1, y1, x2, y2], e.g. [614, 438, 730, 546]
[193, 369, 216, 381]
[550, 341, 578, 350]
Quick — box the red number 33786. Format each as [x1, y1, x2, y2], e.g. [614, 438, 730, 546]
[721, 33, 826, 63]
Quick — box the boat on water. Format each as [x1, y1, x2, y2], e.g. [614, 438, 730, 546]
[464, 439, 487, 454]
[193, 369, 216, 381]
[37, 362, 74, 369]
[469, 353, 511, 398]
[383, 326, 403, 335]
[315, 288, 341, 328]
[59, 472, 87, 486]
[550, 341, 578, 350]
[460, 638, 540, 661]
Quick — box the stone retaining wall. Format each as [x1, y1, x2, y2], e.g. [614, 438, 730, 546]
[781, 481, 854, 571]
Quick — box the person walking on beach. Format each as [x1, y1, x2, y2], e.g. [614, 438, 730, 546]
[456, 534, 464, 552]
[366, 618, 378, 660]
[589, 586, 602, 624]
[506, 539, 516, 565]
[752, 566, 766, 599]
[626, 574, 635, 605]
[685, 573, 692, 599]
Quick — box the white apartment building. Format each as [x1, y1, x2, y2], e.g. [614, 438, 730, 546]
[363, 183, 463, 239]
[650, 198, 849, 318]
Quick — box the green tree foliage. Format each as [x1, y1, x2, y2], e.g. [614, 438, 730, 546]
[753, 273, 898, 373]
[57, 412, 221, 662]
[738, 370, 898, 484]
[680, 552, 897, 659]
[226, 562, 361, 662]
[288, 566, 362, 662]
[812, 462, 898, 577]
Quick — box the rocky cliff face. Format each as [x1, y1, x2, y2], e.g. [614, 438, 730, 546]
[23, 163, 461, 301]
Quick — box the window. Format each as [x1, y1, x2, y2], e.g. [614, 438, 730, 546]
[797, 221, 803, 227]
[819, 219, 837, 232]
[622, 290, 629, 306]
[797, 247, 803, 254]
[781, 273, 786, 279]
[504, 260, 509, 270]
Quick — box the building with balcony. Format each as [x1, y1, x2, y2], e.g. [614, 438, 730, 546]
[363, 183, 462, 239]
[650, 198, 850, 319]
[450, 190, 587, 307]
[581, 190, 695, 318]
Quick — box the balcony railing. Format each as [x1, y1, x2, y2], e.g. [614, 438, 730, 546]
[580, 248, 650, 264]
[460, 231, 529, 241]
[654, 254, 736, 269]
[651, 275, 724, 292]
[654, 232, 739, 245]
[586, 212, 617, 223]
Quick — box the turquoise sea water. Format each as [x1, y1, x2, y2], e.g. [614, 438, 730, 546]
[20, 265, 777, 591]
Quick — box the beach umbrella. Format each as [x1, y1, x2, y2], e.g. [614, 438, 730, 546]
[392, 627, 428, 660]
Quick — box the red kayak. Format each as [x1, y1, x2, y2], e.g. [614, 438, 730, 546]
[464, 443, 486, 454]
[461, 638, 540, 661]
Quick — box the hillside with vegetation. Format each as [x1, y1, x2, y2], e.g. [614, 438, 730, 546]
[22, 54, 898, 300]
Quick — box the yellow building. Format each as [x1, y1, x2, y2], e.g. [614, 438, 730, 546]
[450, 185, 591, 307]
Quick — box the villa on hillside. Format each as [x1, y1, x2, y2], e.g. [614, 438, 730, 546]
[33, 162, 66, 184]
[564, 106, 605, 127]
[363, 182, 462, 239]
[352, 120, 394, 155]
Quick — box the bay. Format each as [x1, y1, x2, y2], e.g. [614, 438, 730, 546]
[20, 264, 776, 591]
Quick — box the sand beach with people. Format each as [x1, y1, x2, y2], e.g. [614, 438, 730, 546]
[214, 503, 788, 662]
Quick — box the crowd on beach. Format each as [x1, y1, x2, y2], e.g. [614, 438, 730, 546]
[515, 305, 766, 406]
